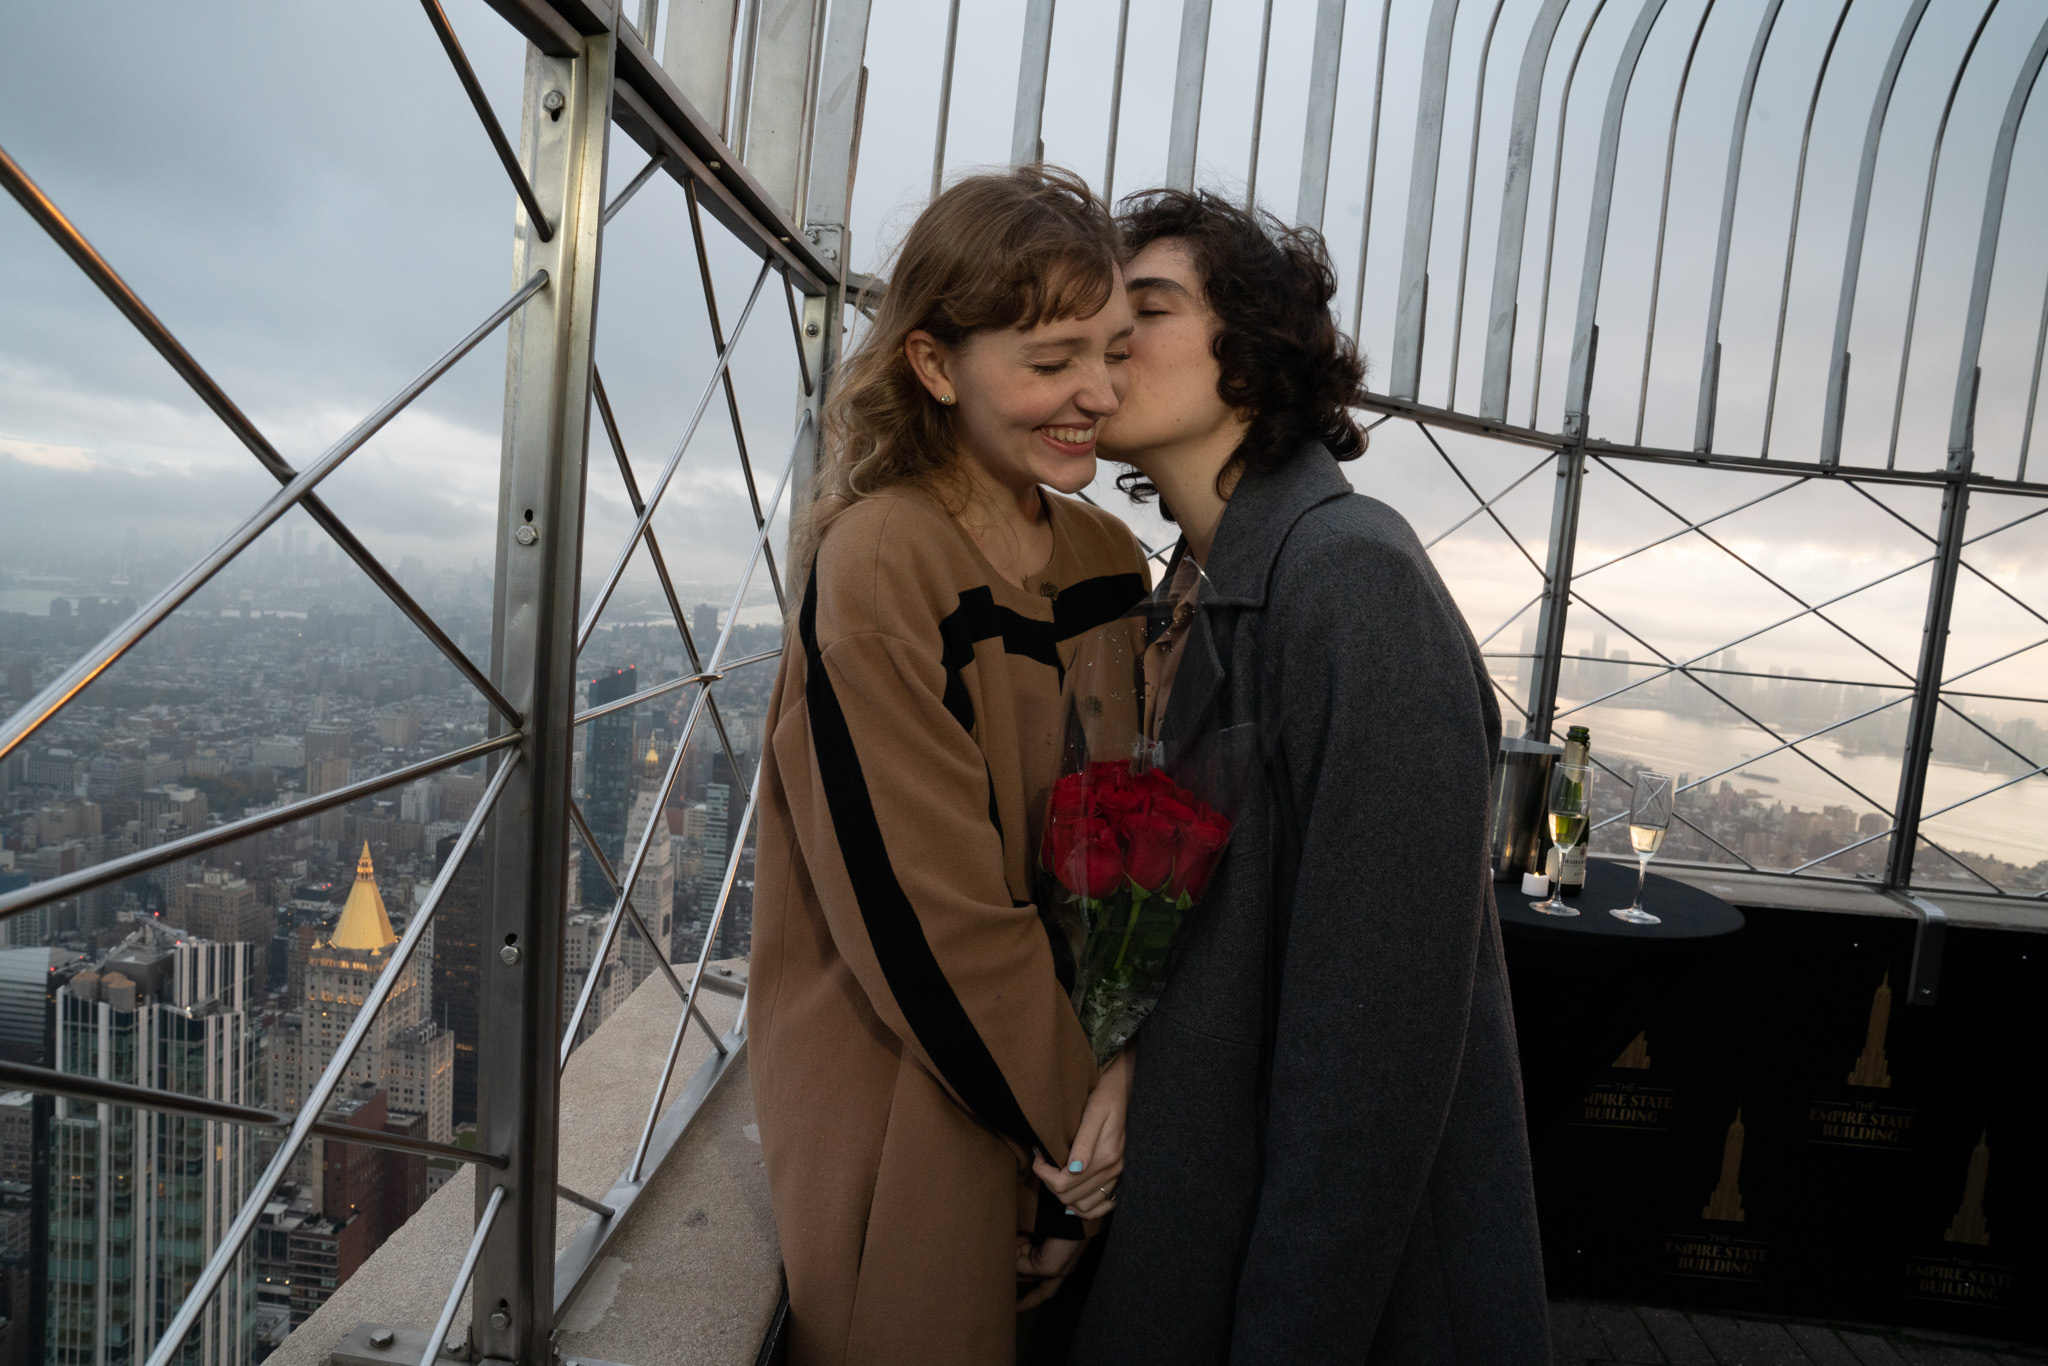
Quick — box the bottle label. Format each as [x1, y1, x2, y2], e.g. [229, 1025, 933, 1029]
[1561, 841, 1587, 893]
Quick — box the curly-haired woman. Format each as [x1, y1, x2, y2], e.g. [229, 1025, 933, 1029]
[748, 166, 1149, 1365]
[1053, 191, 1550, 1363]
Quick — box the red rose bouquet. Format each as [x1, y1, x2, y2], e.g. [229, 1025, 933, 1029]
[1038, 562, 1254, 1064]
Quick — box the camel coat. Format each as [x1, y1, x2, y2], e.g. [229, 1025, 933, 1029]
[749, 487, 1148, 1365]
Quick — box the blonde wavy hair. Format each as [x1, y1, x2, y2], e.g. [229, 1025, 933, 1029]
[794, 165, 1120, 581]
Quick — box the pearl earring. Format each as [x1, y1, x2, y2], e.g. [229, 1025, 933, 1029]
[937, 394, 955, 406]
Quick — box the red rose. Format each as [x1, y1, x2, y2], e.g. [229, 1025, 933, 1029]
[1169, 814, 1231, 899]
[1096, 787, 1148, 823]
[1076, 823, 1125, 899]
[1121, 813, 1177, 892]
[1135, 769, 1178, 804]
[1045, 810, 1097, 888]
[1088, 759, 1133, 788]
[1151, 796, 1197, 826]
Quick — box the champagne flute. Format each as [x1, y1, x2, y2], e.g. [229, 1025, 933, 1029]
[1611, 770, 1672, 925]
[1530, 763, 1591, 917]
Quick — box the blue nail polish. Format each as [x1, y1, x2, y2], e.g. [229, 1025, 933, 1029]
[1068, 1159, 1084, 1173]
[1066, 1208, 1077, 1216]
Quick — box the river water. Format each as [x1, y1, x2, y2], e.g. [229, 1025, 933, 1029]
[1581, 704, 2047, 873]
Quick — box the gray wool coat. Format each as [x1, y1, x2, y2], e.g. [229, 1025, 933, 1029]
[1070, 444, 1549, 1365]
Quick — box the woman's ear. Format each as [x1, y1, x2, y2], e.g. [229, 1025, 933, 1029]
[904, 330, 958, 405]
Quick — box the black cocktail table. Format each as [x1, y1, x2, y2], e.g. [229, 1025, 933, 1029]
[1495, 861, 1745, 1127]
[1495, 859, 1745, 953]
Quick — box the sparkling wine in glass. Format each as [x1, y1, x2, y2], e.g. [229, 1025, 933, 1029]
[1612, 770, 1673, 925]
[1530, 763, 1591, 917]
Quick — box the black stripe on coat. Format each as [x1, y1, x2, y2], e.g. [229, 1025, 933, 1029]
[936, 572, 1146, 733]
[799, 565, 1050, 1157]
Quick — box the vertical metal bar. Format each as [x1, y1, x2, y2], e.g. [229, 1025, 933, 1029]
[472, 30, 615, 1366]
[1524, 0, 1613, 428]
[1756, 0, 1858, 459]
[1526, 444, 1588, 741]
[1348, 0, 1394, 343]
[662, 0, 742, 131]
[1562, 0, 1673, 439]
[744, 0, 825, 216]
[1886, 1, 2000, 468]
[421, 1185, 506, 1366]
[1693, 0, 1785, 451]
[1889, 482, 1971, 888]
[1946, 17, 2048, 466]
[1244, 0, 1277, 207]
[2021, 272, 2048, 482]
[1012, 0, 1058, 166]
[1444, 0, 1510, 411]
[802, 0, 871, 276]
[1388, 0, 1465, 401]
[731, 0, 765, 156]
[1632, 1, 1718, 446]
[1477, 0, 1573, 419]
[1103, 0, 1134, 202]
[1817, 0, 1933, 465]
[1295, 0, 1347, 230]
[931, 0, 963, 196]
[1166, 0, 1216, 190]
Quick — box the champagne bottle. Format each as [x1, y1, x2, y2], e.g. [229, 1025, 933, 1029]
[1560, 725, 1591, 896]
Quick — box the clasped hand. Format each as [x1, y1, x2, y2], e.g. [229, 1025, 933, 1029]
[1016, 1049, 1135, 1309]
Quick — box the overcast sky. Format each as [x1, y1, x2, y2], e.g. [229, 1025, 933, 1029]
[2, 0, 2044, 728]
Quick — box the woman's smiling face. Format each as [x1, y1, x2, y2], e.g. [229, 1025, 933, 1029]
[905, 269, 1136, 497]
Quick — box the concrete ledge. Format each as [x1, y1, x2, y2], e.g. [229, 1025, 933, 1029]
[272, 961, 780, 1366]
[1643, 861, 2048, 933]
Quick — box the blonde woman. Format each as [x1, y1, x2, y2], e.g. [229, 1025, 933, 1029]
[749, 167, 1147, 1365]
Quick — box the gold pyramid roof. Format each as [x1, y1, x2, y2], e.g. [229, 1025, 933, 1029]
[329, 843, 397, 951]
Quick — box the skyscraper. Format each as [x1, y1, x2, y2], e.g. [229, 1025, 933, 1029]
[47, 926, 258, 1366]
[579, 666, 638, 913]
[428, 833, 487, 1127]
[295, 847, 452, 1144]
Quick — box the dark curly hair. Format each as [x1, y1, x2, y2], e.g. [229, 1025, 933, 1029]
[1115, 188, 1366, 507]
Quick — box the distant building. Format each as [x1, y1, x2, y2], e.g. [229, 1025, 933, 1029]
[169, 870, 271, 977]
[579, 666, 638, 913]
[47, 927, 258, 1366]
[427, 833, 486, 1127]
[296, 847, 452, 1144]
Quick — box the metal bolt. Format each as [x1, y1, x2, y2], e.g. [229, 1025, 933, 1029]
[444, 1336, 463, 1356]
[707, 159, 721, 169]
[514, 525, 538, 546]
[805, 321, 820, 337]
[500, 944, 521, 965]
[369, 1329, 395, 1350]
[489, 1310, 511, 1331]
[542, 90, 566, 113]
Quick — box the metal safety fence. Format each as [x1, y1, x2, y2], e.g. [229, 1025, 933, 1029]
[3, 0, 2047, 1364]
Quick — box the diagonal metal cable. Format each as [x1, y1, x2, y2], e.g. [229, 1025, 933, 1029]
[783, 271, 815, 397]
[143, 750, 519, 1366]
[1583, 749, 1762, 872]
[630, 756, 766, 1183]
[418, 0, 552, 240]
[566, 798, 724, 1050]
[1845, 483, 2048, 779]
[1553, 554, 1935, 720]
[561, 413, 808, 1064]
[0, 270, 548, 768]
[1424, 449, 1555, 550]
[0, 140, 524, 731]
[574, 648, 782, 724]
[1564, 591, 1902, 820]
[1571, 475, 1811, 582]
[1415, 424, 1550, 580]
[577, 257, 774, 652]
[0, 732, 519, 925]
[603, 151, 668, 226]
[686, 178, 786, 608]
[591, 367, 751, 793]
[1593, 458, 1919, 681]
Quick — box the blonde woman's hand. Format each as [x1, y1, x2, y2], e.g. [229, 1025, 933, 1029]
[1016, 1235, 1087, 1310]
[1031, 1047, 1134, 1221]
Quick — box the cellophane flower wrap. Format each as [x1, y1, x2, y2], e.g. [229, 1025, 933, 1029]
[1038, 563, 1254, 1065]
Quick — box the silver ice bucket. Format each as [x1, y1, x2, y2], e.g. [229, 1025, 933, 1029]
[1490, 735, 1563, 882]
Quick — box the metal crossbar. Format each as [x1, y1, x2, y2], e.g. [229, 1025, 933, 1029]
[144, 751, 518, 1366]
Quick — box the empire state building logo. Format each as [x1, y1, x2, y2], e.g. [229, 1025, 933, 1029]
[1944, 1133, 1991, 1246]
[1847, 973, 1893, 1089]
[1702, 1109, 1747, 1222]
